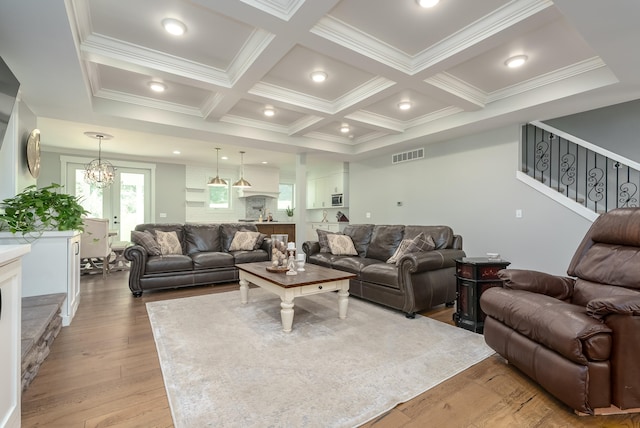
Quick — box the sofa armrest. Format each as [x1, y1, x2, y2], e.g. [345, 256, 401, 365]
[401, 249, 466, 273]
[303, 241, 320, 257]
[452, 234, 463, 250]
[260, 237, 272, 259]
[124, 245, 147, 296]
[587, 295, 640, 319]
[498, 269, 574, 300]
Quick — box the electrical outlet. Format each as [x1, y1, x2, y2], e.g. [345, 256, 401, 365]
[515, 209, 523, 218]
[160, 213, 167, 218]
[365, 212, 371, 219]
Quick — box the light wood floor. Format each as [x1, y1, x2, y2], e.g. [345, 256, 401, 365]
[22, 272, 640, 427]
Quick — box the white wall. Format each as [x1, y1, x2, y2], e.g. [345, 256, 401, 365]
[349, 125, 593, 276]
[0, 99, 37, 200]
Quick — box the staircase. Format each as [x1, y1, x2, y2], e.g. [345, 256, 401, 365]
[518, 121, 640, 220]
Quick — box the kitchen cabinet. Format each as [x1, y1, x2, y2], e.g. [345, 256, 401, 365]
[0, 245, 30, 428]
[255, 223, 296, 244]
[306, 173, 348, 209]
[306, 222, 345, 240]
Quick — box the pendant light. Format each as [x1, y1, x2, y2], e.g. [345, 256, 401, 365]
[207, 148, 228, 187]
[84, 132, 115, 189]
[232, 151, 252, 188]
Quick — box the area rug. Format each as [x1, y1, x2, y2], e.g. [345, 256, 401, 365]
[146, 288, 494, 428]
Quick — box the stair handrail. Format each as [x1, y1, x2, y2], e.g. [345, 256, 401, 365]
[530, 120, 640, 172]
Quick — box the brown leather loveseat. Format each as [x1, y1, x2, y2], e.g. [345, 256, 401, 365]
[480, 208, 640, 415]
[303, 224, 465, 317]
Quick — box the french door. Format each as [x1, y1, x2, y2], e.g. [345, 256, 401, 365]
[64, 159, 154, 243]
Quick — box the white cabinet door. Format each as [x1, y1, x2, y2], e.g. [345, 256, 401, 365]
[67, 234, 81, 323]
[0, 258, 23, 428]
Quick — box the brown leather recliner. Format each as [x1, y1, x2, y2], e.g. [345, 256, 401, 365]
[480, 208, 640, 415]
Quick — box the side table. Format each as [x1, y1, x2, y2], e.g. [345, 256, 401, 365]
[454, 257, 510, 334]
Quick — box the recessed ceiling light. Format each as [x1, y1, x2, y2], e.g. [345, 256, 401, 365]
[162, 18, 187, 36]
[263, 105, 275, 117]
[417, 0, 440, 8]
[173, 150, 181, 155]
[505, 55, 528, 68]
[221, 156, 229, 160]
[149, 81, 166, 92]
[261, 161, 268, 164]
[310, 71, 327, 83]
[398, 101, 412, 111]
[340, 123, 350, 134]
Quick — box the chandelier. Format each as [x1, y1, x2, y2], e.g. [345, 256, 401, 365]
[84, 132, 115, 189]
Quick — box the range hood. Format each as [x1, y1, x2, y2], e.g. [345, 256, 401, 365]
[237, 189, 279, 198]
[237, 165, 280, 198]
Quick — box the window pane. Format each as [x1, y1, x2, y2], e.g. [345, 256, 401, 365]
[75, 170, 103, 217]
[209, 182, 230, 209]
[278, 183, 294, 210]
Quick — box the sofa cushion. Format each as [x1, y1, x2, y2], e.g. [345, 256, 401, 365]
[145, 254, 193, 273]
[229, 231, 261, 251]
[387, 232, 435, 265]
[233, 249, 269, 264]
[327, 234, 358, 256]
[342, 224, 374, 257]
[220, 224, 257, 252]
[155, 230, 183, 255]
[316, 229, 338, 253]
[360, 263, 400, 289]
[571, 278, 640, 307]
[404, 226, 453, 250]
[366, 225, 405, 261]
[332, 256, 380, 275]
[184, 223, 221, 254]
[573, 243, 640, 290]
[481, 288, 612, 364]
[131, 230, 162, 256]
[308, 252, 337, 268]
[190, 252, 234, 270]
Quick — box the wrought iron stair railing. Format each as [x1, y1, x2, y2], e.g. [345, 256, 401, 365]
[521, 121, 640, 216]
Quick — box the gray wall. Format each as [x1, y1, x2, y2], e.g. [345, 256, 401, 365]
[545, 98, 640, 161]
[349, 125, 593, 276]
[38, 151, 186, 223]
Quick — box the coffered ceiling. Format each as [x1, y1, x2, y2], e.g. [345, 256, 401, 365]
[1, 0, 640, 169]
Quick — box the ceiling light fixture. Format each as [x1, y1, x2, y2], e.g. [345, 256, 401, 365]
[310, 71, 327, 83]
[232, 151, 252, 188]
[84, 132, 115, 189]
[207, 148, 228, 187]
[340, 123, 350, 134]
[148, 81, 166, 92]
[505, 55, 528, 68]
[162, 18, 187, 36]
[417, 0, 440, 8]
[263, 105, 275, 117]
[398, 101, 412, 110]
[173, 150, 181, 155]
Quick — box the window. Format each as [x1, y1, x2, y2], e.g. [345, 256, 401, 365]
[208, 181, 231, 209]
[278, 183, 294, 210]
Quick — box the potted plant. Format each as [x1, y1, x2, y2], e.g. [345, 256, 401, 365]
[0, 183, 88, 239]
[285, 206, 294, 217]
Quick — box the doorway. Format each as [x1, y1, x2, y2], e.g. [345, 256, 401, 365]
[62, 156, 156, 242]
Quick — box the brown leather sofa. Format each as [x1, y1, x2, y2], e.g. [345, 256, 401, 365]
[303, 224, 465, 317]
[124, 223, 270, 296]
[480, 208, 640, 415]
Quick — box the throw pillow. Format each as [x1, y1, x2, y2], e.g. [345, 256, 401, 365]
[241, 228, 266, 250]
[327, 234, 358, 256]
[155, 230, 183, 255]
[387, 232, 435, 265]
[229, 230, 261, 251]
[131, 230, 162, 256]
[316, 229, 339, 253]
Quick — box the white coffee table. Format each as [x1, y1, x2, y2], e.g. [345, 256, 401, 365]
[237, 261, 355, 332]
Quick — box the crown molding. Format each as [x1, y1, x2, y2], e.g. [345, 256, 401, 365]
[227, 28, 276, 86]
[220, 114, 290, 134]
[425, 73, 487, 107]
[95, 88, 204, 117]
[287, 115, 324, 135]
[487, 57, 608, 103]
[240, 0, 306, 21]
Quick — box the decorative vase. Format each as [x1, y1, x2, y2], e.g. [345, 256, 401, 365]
[271, 234, 288, 268]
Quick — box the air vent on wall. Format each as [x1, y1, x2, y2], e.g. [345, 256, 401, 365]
[392, 148, 424, 164]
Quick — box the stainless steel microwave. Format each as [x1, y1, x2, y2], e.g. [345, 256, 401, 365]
[331, 193, 343, 207]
